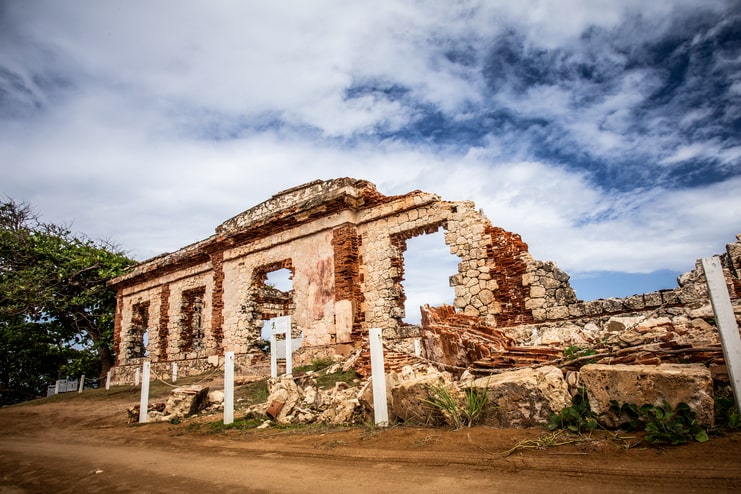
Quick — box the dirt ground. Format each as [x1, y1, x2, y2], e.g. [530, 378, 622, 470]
[1, 385, 740, 494]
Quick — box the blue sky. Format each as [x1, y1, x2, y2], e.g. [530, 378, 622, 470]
[1, 1, 740, 320]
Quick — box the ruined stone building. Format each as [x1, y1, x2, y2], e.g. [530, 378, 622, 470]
[108, 178, 741, 383]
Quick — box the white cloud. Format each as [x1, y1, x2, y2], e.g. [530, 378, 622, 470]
[1, 0, 739, 303]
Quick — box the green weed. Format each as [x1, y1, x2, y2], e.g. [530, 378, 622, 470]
[609, 400, 709, 445]
[548, 387, 598, 433]
[424, 383, 488, 429]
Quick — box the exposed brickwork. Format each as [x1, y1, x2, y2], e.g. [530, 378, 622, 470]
[128, 301, 149, 359]
[158, 285, 170, 360]
[485, 226, 535, 327]
[331, 224, 364, 338]
[421, 304, 516, 368]
[179, 286, 206, 354]
[113, 293, 123, 364]
[210, 251, 224, 351]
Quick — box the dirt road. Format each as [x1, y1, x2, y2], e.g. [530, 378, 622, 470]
[1, 388, 740, 493]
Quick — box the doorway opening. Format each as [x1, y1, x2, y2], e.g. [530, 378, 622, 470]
[401, 230, 458, 325]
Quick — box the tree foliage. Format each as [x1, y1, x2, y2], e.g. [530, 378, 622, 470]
[0, 199, 135, 404]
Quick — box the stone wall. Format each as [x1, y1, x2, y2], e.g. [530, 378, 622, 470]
[108, 178, 740, 384]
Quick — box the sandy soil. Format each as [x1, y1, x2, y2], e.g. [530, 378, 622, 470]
[1, 386, 740, 494]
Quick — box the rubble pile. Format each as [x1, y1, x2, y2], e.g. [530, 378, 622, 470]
[127, 385, 214, 423]
[247, 372, 365, 425]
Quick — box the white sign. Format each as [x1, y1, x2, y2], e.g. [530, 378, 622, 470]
[265, 316, 302, 377]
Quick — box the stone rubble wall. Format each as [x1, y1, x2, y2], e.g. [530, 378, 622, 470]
[108, 178, 740, 386]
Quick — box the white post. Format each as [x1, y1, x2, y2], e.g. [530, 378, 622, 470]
[135, 367, 140, 386]
[105, 371, 111, 390]
[702, 257, 741, 410]
[414, 338, 422, 357]
[270, 332, 278, 378]
[138, 362, 150, 424]
[224, 352, 234, 425]
[54, 380, 60, 395]
[369, 327, 389, 426]
[285, 328, 293, 375]
[172, 362, 178, 383]
[78, 375, 85, 393]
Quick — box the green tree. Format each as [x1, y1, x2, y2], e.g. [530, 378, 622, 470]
[0, 199, 135, 403]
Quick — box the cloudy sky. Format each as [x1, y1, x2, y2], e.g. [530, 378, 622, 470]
[1, 1, 740, 320]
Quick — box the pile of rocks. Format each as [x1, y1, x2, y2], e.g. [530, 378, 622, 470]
[246, 371, 365, 426]
[129, 355, 719, 431]
[127, 385, 222, 423]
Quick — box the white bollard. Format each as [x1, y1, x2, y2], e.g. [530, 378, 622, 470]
[78, 375, 85, 393]
[172, 362, 178, 383]
[285, 329, 293, 375]
[270, 332, 278, 378]
[702, 257, 741, 410]
[224, 352, 234, 425]
[138, 362, 150, 424]
[369, 327, 389, 426]
[135, 368, 140, 386]
[414, 338, 422, 357]
[105, 371, 111, 390]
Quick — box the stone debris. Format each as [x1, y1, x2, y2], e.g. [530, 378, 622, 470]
[127, 385, 214, 423]
[473, 366, 571, 428]
[257, 374, 365, 425]
[580, 363, 715, 427]
[383, 365, 454, 425]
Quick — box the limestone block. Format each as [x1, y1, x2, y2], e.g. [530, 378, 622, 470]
[623, 295, 646, 310]
[636, 317, 672, 333]
[525, 297, 545, 310]
[463, 305, 480, 317]
[580, 364, 714, 427]
[521, 272, 537, 286]
[473, 366, 570, 428]
[384, 366, 451, 425]
[266, 376, 302, 423]
[545, 306, 569, 320]
[164, 385, 210, 418]
[604, 316, 643, 333]
[689, 304, 715, 319]
[644, 292, 662, 307]
[542, 277, 562, 289]
[568, 303, 586, 318]
[207, 389, 225, 404]
[532, 308, 547, 322]
[530, 285, 546, 298]
[478, 289, 495, 305]
[318, 387, 360, 424]
[690, 318, 714, 332]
